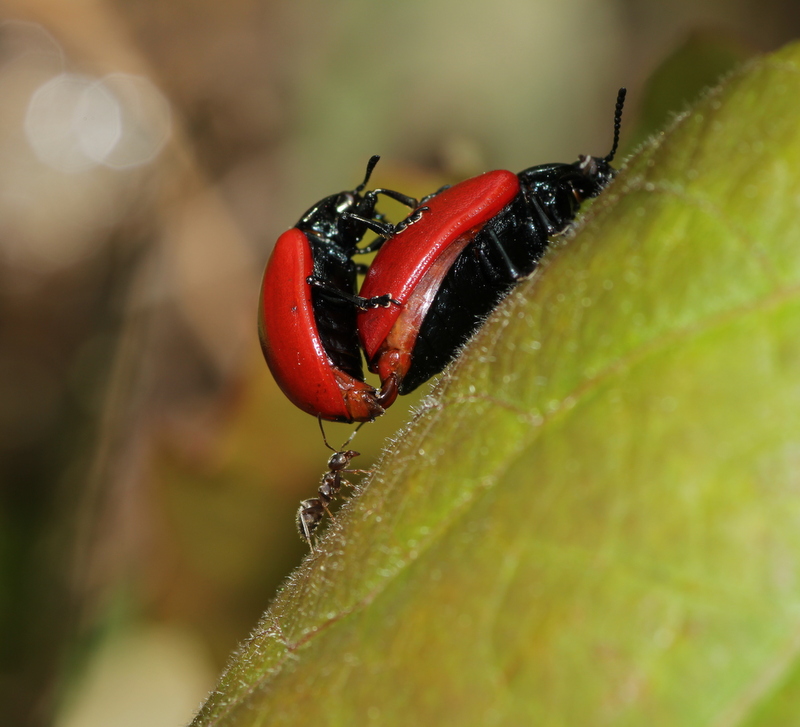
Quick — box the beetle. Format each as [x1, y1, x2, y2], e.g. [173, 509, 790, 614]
[357, 89, 627, 405]
[258, 156, 418, 422]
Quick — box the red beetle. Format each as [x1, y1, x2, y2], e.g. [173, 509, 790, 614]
[358, 89, 627, 404]
[259, 156, 417, 422]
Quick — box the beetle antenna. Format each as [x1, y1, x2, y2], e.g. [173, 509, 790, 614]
[356, 155, 381, 193]
[603, 88, 627, 163]
[317, 415, 364, 452]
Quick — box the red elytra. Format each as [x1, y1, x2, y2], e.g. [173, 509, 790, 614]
[259, 228, 384, 422]
[357, 169, 520, 399]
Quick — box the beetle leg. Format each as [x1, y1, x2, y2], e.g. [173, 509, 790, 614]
[354, 205, 431, 253]
[377, 373, 399, 410]
[367, 188, 419, 210]
[420, 184, 451, 204]
[341, 212, 395, 239]
[482, 229, 522, 282]
[526, 193, 560, 235]
[307, 276, 400, 309]
[357, 237, 390, 254]
[358, 293, 400, 309]
[392, 206, 430, 234]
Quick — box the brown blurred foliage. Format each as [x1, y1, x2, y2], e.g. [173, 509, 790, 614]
[0, 1, 796, 726]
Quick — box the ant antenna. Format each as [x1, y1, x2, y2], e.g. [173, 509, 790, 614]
[603, 88, 627, 164]
[355, 155, 381, 193]
[317, 415, 364, 453]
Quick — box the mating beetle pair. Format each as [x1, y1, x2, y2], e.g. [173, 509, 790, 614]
[259, 88, 627, 427]
[260, 89, 627, 544]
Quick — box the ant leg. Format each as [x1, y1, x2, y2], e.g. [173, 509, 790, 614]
[297, 499, 323, 550]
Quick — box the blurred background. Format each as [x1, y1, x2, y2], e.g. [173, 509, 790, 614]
[0, 1, 797, 725]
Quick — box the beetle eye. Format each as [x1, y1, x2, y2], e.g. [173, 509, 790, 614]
[335, 192, 354, 214]
[577, 155, 591, 173]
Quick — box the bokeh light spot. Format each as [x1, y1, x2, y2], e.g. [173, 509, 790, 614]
[24, 71, 171, 173]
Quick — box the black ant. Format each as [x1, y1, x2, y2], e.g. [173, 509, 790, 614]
[297, 419, 371, 549]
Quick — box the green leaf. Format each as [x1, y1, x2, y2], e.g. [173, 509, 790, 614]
[630, 30, 753, 147]
[193, 42, 800, 726]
